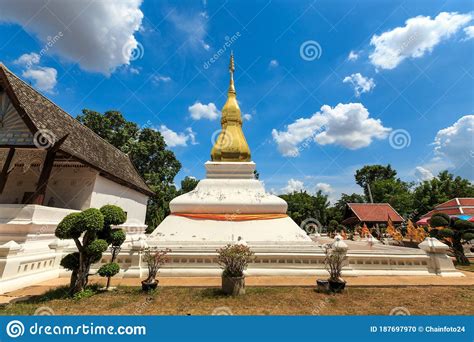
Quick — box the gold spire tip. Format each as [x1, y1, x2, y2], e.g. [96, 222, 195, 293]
[229, 52, 235, 74]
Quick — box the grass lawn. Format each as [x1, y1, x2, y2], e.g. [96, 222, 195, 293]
[1, 285, 473, 315]
[456, 262, 474, 273]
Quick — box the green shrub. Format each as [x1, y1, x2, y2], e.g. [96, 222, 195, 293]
[217, 244, 254, 278]
[73, 288, 97, 300]
[55, 213, 82, 239]
[85, 239, 108, 257]
[100, 205, 127, 227]
[453, 220, 474, 231]
[429, 214, 449, 227]
[81, 208, 104, 232]
[98, 262, 120, 278]
[438, 228, 454, 238]
[60, 252, 79, 271]
[109, 228, 126, 246]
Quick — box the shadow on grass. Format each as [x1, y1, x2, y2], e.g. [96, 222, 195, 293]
[199, 288, 227, 299]
[20, 284, 102, 304]
[199, 287, 281, 299]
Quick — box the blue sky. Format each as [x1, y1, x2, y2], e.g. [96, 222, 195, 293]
[1, 0, 473, 203]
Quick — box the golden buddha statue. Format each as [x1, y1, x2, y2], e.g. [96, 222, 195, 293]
[211, 53, 251, 162]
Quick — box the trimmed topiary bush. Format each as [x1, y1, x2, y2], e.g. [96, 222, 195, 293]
[98, 262, 120, 278]
[55, 205, 126, 295]
[97, 205, 127, 290]
[100, 205, 127, 227]
[429, 213, 450, 227]
[428, 213, 474, 265]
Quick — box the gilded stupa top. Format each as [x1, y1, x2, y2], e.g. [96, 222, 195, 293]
[210, 53, 251, 162]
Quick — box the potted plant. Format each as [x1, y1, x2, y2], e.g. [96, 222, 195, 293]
[217, 243, 254, 296]
[323, 240, 348, 293]
[141, 247, 171, 291]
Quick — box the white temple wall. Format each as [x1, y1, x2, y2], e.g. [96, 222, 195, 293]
[45, 166, 97, 210]
[0, 166, 39, 205]
[0, 164, 97, 211]
[89, 175, 148, 226]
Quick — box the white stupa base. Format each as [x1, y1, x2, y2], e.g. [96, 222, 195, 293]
[169, 161, 289, 214]
[150, 215, 311, 243]
[150, 160, 312, 248]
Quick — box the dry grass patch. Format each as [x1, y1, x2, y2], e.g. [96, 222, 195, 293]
[456, 262, 474, 273]
[0, 285, 473, 316]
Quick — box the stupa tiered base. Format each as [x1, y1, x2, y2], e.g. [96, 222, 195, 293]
[150, 161, 312, 245]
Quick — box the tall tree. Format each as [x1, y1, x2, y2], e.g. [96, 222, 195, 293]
[370, 178, 414, 217]
[355, 164, 397, 199]
[77, 110, 181, 230]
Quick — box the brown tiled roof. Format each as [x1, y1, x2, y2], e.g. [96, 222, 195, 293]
[0, 63, 153, 196]
[420, 198, 474, 219]
[342, 203, 404, 224]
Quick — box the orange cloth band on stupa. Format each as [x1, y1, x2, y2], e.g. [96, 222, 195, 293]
[171, 213, 288, 221]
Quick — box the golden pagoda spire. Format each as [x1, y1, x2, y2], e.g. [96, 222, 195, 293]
[228, 51, 235, 94]
[211, 53, 251, 162]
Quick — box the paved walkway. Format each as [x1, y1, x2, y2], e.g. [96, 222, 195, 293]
[1, 272, 473, 305]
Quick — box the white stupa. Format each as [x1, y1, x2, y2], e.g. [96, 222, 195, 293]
[149, 53, 311, 248]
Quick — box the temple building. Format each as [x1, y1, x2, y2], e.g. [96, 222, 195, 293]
[342, 203, 404, 227]
[416, 198, 474, 226]
[0, 63, 151, 292]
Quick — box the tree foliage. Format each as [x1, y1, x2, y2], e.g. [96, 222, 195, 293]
[280, 190, 330, 227]
[180, 176, 199, 194]
[355, 164, 397, 198]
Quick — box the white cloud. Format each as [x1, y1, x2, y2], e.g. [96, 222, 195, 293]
[188, 101, 219, 120]
[269, 59, 279, 68]
[0, 0, 144, 74]
[14, 52, 40, 67]
[414, 166, 434, 181]
[14, 51, 57, 92]
[167, 10, 209, 51]
[22, 66, 57, 93]
[159, 125, 197, 147]
[272, 103, 391, 156]
[464, 26, 474, 40]
[315, 182, 333, 194]
[369, 12, 472, 70]
[433, 115, 473, 179]
[242, 113, 252, 121]
[153, 75, 172, 84]
[343, 73, 375, 97]
[416, 115, 474, 180]
[129, 67, 140, 75]
[282, 179, 305, 193]
[347, 50, 359, 61]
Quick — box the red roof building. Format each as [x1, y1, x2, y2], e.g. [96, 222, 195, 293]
[342, 203, 404, 226]
[417, 198, 474, 225]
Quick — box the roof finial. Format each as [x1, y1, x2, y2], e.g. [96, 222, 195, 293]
[229, 50, 235, 74]
[228, 51, 236, 94]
